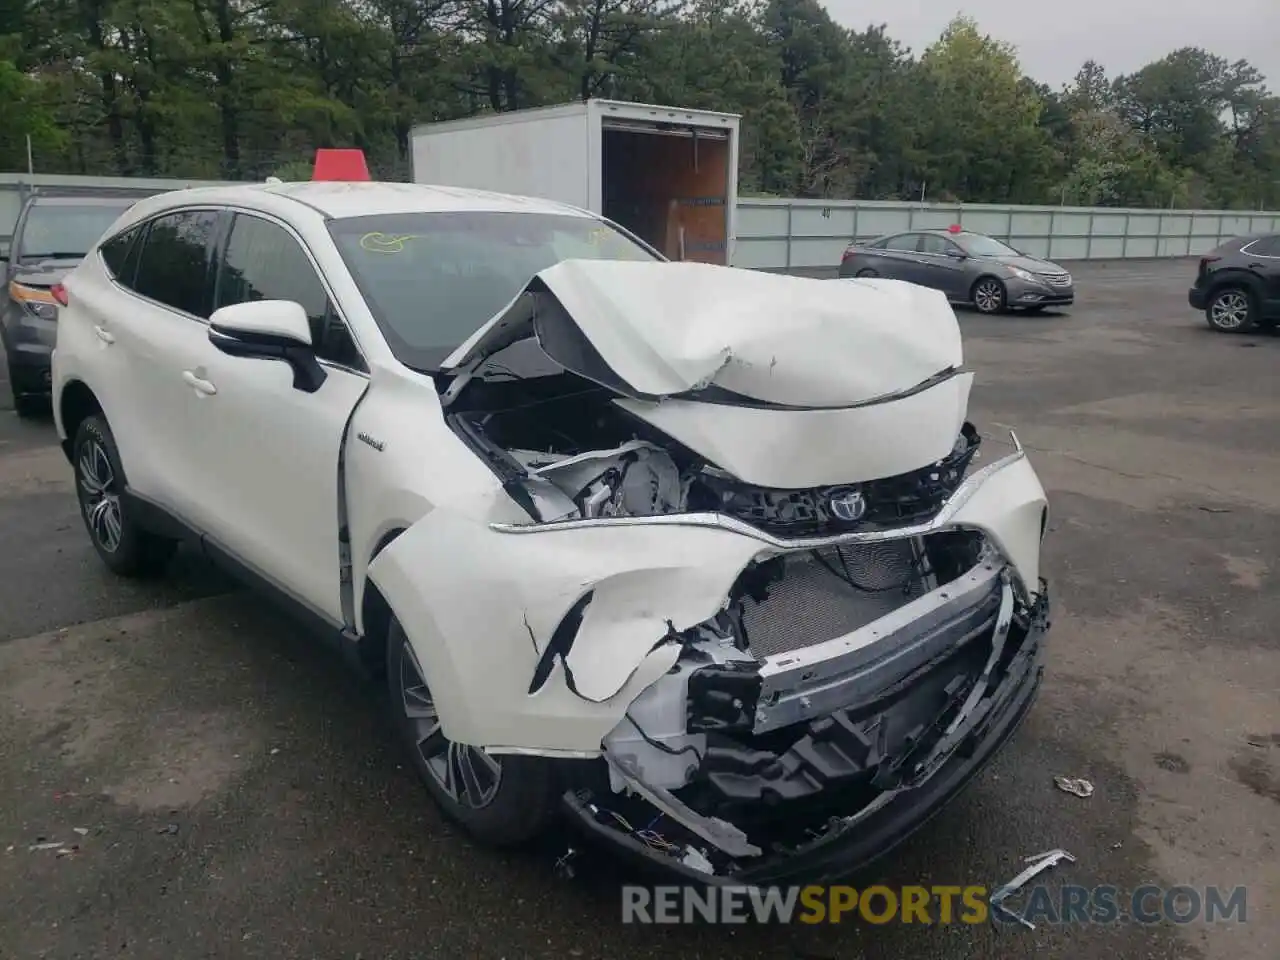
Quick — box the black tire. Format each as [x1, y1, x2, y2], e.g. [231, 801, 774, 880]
[71, 414, 177, 577]
[971, 276, 1007, 314]
[1204, 287, 1256, 333]
[386, 616, 556, 846]
[7, 363, 44, 419]
[13, 393, 45, 419]
[855, 268, 878, 278]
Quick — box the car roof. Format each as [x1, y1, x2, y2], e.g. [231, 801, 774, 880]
[126, 181, 596, 221]
[870, 228, 983, 241]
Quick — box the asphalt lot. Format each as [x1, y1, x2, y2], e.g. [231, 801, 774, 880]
[1, 257, 1277, 960]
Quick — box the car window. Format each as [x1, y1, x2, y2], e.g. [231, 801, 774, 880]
[100, 226, 143, 283]
[919, 234, 961, 255]
[1243, 235, 1280, 257]
[956, 233, 1020, 257]
[882, 234, 920, 252]
[215, 213, 364, 370]
[17, 202, 133, 261]
[132, 210, 220, 317]
[328, 211, 658, 369]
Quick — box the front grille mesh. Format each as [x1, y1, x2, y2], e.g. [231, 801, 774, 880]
[741, 541, 922, 661]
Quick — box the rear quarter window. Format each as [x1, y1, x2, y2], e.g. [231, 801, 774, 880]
[100, 226, 144, 283]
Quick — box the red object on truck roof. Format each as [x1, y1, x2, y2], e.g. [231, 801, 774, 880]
[312, 149, 371, 182]
[947, 223, 962, 233]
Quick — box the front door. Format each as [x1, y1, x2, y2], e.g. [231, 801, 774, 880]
[181, 211, 369, 624]
[915, 234, 971, 299]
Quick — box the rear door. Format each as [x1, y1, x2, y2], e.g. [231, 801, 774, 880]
[864, 233, 923, 280]
[1241, 234, 1280, 310]
[81, 209, 223, 519]
[180, 210, 369, 623]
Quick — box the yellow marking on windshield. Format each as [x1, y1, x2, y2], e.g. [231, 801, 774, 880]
[359, 232, 419, 253]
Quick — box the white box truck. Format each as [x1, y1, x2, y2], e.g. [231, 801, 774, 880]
[410, 99, 741, 266]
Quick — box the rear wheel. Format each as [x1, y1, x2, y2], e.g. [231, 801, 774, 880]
[971, 277, 1007, 314]
[72, 415, 177, 577]
[387, 616, 556, 846]
[855, 268, 878, 278]
[1205, 288, 1256, 332]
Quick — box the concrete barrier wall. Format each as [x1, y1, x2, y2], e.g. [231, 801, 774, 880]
[731, 198, 1280, 272]
[5, 173, 1279, 270]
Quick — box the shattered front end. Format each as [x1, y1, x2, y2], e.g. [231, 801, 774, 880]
[569, 441, 1050, 885]
[370, 260, 1052, 885]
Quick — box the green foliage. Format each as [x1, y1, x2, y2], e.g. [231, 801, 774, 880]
[8, 1, 1279, 209]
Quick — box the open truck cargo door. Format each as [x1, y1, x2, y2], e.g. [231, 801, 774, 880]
[409, 100, 740, 266]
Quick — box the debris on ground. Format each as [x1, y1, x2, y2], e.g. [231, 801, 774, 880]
[990, 849, 1078, 930]
[73, 827, 89, 837]
[1198, 506, 1232, 514]
[554, 847, 579, 880]
[157, 823, 179, 835]
[1053, 775, 1094, 798]
[28, 841, 64, 852]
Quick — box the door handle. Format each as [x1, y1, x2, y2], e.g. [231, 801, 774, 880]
[182, 370, 217, 396]
[93, 325, 114, 344]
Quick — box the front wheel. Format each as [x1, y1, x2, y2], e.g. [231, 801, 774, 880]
[855, 268, 879, 278]
[971, 277, 1007, 314]
[1205, 288, 1256, 332]
[72, 415, 177, 577]
[387, 616, 556, 846]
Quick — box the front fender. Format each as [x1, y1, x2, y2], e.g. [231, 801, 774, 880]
[368, 508, 764, 753]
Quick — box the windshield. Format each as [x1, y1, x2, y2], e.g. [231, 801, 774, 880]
[329, 211, 659, 369]
[19, 203, 134, 260]
[957, 233, 1022, 258]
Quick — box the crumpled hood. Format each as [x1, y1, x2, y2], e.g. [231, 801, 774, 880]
[443, 260, 964, 408]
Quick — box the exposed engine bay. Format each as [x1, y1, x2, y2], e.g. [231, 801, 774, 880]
[444, 360, 982, 535]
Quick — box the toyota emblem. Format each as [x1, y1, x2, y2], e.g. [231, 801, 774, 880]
[826, 489, 868, 522]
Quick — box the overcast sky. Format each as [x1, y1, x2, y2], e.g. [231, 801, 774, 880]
[820, 0, 1280, 90]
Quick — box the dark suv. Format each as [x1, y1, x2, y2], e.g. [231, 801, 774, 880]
[1188, 233, 1280, 333]
[3, 195, 139, 416]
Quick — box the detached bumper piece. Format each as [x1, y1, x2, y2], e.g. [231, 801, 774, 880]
[562, 581, 1050, 887]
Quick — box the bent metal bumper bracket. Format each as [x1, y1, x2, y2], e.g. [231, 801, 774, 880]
[754, 559, 1006, 734]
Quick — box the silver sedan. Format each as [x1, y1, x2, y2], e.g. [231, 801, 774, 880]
[838, 228, 1075, 314]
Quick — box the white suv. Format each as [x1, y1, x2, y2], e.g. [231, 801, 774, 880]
[52, 179, 1052, 885]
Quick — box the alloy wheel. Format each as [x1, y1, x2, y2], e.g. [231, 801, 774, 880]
[398, 640, 502, 808]
[1210, 291, 1250, 330]
[973, 280, 1004, 313]
[78, 439, 123, 553]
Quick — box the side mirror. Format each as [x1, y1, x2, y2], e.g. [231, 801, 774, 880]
[208, 300, 327, 393]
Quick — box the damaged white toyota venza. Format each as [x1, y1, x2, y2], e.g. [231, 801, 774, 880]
[51, 181, 1050, 885]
